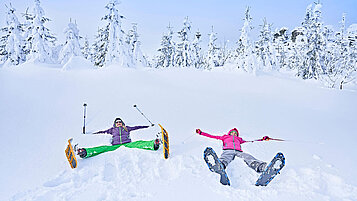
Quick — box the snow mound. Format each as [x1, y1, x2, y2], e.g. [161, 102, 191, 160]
[11, 145, 357, 201]
[2, 67, 357, 201]
[62, 56, 96, 70]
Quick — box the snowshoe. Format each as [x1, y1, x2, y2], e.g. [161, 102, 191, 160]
[158, 124, 170, 159]
[65, 138, 78, 169]
[255, 152, 285, 186]
[204, 147, 230, 186]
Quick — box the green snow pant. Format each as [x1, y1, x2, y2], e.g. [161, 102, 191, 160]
[84, 140, 156, 158]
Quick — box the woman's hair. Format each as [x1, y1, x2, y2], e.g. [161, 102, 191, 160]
[114, 117, 128, 131]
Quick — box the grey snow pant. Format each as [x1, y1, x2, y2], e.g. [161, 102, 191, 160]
[219, 149, 267, 173]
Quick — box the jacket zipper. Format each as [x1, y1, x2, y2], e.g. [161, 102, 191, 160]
[233, 135, 236, 150]
[119, 127, 122, 144]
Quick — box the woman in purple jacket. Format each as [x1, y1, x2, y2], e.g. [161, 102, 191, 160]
[77, 117, 160, 158]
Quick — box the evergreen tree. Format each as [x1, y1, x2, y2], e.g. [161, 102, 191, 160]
[58, 20, 82, 64]
[127, 23, 139, 54]
[127, 23, 147, 66]
[287, 28, 306, 71]
[326, 14, 357, 89]
[272, 27, 289, 70]
[133, 41, 147, 66]
[22, 7, 34, 57]
[174, 16, 194, 68]
[231, 7, 257, 73]
[26, 0, 57, 63]
[92, 26, 109, 67]
[82, 36, 91, 60]
[156, 24, 175, 68]
[256, 18, 274, 71]
[92, 0, 132, 67]
[297, 3, 327, 80]
[0, 4, 26, 65]
[218, 39, 230, 67]
[205, 27, 220, 69]
[0, 31, 6, 63]
[192, 30, 203, 69]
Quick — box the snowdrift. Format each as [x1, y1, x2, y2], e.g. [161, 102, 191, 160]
[62, 56, 97, 71]
[1, 64, 357, 201]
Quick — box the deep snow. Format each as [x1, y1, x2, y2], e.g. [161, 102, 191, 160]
[1, 63, 357, 201]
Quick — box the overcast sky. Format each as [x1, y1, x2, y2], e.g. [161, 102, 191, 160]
[1, 0, 356, 56]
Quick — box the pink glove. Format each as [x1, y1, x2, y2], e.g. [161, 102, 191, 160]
[196, 129, 202, 135]
[262, 136, 270, 141]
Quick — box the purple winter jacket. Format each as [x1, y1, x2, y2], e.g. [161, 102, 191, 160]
[95, 124, 149, 145]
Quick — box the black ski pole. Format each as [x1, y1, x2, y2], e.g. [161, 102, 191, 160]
[133, 105, 154, 126]
[83, 103, 87, 134]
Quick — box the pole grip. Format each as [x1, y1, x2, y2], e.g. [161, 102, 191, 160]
[83, 103, 87, 134]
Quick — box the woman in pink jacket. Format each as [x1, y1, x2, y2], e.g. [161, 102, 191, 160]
[196, 128, 267, 173]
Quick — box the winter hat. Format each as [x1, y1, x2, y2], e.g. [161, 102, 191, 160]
[228, 128, 239, 136]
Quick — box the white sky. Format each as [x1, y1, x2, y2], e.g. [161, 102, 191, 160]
[1, 0, 356, 57]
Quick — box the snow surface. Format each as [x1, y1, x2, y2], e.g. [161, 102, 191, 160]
[1, 63, 357, 201]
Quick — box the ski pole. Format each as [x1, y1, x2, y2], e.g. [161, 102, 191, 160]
[249, 136, 285, 142]
[182, 133, 196, 144]
[133, 105, 155, 126]
[83, 103, 87, 134]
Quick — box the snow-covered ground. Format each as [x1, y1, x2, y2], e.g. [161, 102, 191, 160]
[1, 63, 357, 201]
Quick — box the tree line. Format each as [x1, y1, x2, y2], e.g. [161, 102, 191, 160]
[1, 0, 356, 89]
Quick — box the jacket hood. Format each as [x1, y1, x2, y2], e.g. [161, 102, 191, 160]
[228, 128, 239, 136]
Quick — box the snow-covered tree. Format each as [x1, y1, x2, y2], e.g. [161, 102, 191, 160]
[58, 20, 82, 64]
[127, 23, 147, 66]
[325, 14, 357, 89]
[256, 18, 274, 71]
[133, 41, 147, 66]
[287, 29, 306, 71]
[0, 4, 26, 65]
[81, 36, 91, 60]
[127, 23, 138, 53]
[231, 7, 257, 73]
[22, 7, 34, 57]
[174, 17, 194, 68]
[192, 30, 203, 69]
[92, 0, 132, 67]
[156, 24, 176, 68]
[205, 27, 221, 69]
[218, 39, 230, 67]
[0, 33, 6, 63]
[92, 26, 109, 67]
[297, 3, 327, 80]
[25, 0, 57, 63]
[272, 27, 289, 70]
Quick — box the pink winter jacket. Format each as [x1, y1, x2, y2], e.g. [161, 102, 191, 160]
[200, 128, 247, 151]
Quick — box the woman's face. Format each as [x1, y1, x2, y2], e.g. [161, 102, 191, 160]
[230, 130, 238, 136]
[115, 121, 123, 127]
